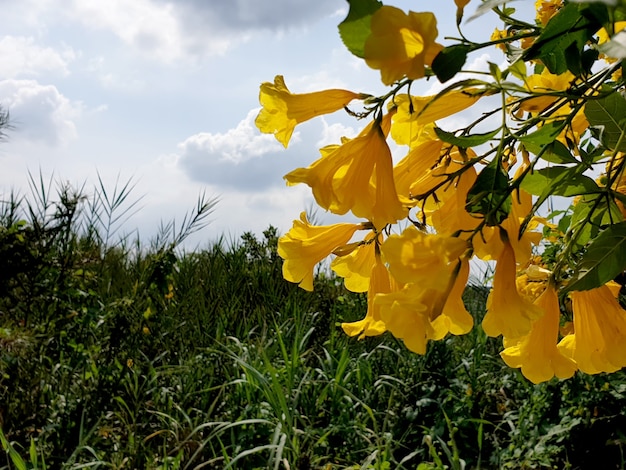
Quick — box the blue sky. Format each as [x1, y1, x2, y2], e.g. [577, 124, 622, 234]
[0, 0, 517, 248]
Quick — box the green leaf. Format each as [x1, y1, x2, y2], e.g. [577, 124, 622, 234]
[432, 45, 471, 83]
[466, 158, 511, 226]
[568, 194, 623, 250]
[521, 166, 599, 198]
[584, 93, 626, 152]
[338, 0, 382, 59]
[522, 3, 605, 75]
[518, 120, 568, 146]
[434, 127, 500, 148]
[565, 222, 626, 292]
[522, 140, 578, 165]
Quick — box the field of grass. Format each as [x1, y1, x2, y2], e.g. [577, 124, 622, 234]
[2, 178, 626, 469]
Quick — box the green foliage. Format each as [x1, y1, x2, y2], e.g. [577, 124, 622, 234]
[3, 178, 626, 468]
[338, 0, 382, 59]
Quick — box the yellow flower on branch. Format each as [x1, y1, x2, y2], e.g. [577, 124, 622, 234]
[255, 75, 362, 148]
[375, 258, 472, 354]
[381, 226, 468, 288]
[535, 0, 563, 26]
[278, 212, 361, 291]
[285, 113, 406, 229]
[364, 6, 443, 85]
[341, 253, 393, 339]
[482, 235, 543, 338]
[558, 286, 626, 374]
[331, 233, 378, 293]
[500, 285, 577, 384]
[391, 93, 483, 147]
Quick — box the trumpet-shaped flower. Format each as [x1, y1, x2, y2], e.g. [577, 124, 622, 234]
[342, 254, 393, 338]
[375, 259, 472, 354]
[331, 234, 378, 293]
[381, 225, 469, 288]
[473, 189, 542, 265]
[391, 93, 483, 147]
[501, 285, 577, 384]
[285, 114, 405, 229]
[558, 286, 626, 374]
[393, 135, 444, 205]
[255, 75, 362, 147]
[278, 212, 361, 291]
[482, 237, 543, 338]
[364, 7, 443, 85]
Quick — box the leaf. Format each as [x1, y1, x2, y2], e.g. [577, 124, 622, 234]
[565, 222, 626, 292]
[584, 93, 626, 151]
[521, 166, 599, 197]
[432, 45, 471, 83]
[519, 166, 599, 234]
[518, 120, 568, 146]
[434, 127, 499, 148]
[466, 158, 511, 226]
[522, 140, 579, 164]
[522, 3, 606, 75]
[338, 0, 382, 59]
[568, 194, 623, 250]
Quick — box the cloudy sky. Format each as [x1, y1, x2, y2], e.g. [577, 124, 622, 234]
[0, 0, 513, 249]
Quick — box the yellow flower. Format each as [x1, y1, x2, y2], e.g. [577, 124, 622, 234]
[597, 21, 626, 45]
[501, 285, 577, 384]
[393, 134, 443, 204]
[427, 162, 479, 237]
[491, 28, 509, 53]
[472, 189, 542, 265]
[285, 114, 406, 229]
[375, 258, 472, 354]
[432, 258, 474, 337]
[519, 69, 576, 114]
[341, 253, 392, 338]
[558, 285, 626, 374]
[255, 75, 362, 148]
[381, 225, 469, 289]
[482, 236, 543, 338]
[391, 93, 482, 147]
[278, 212, 361, 291]
[535, 0, 563, 26]
[331, 234, 378, 293]
[364, 7, 443, 85]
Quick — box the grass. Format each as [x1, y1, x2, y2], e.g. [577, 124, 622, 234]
[2, 177, 626, 469]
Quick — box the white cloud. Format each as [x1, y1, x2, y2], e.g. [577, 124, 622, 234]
[176, 109, 291, 190]
[180, 109, 280, 164]
[0, 36, 75, 78]
[0, 79, 82, 146]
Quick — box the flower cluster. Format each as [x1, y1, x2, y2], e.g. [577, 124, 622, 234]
[255, 1, 626, 383]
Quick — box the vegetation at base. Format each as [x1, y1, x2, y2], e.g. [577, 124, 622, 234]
[2, 179, 626, 469]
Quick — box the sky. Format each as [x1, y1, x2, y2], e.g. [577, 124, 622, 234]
[0, 0, 520, 250]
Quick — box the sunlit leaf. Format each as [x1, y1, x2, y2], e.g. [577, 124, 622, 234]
[585, 93, 626, 152]
[338, 0, 382, 59]
[434, 127, 500, 148]
[565, 222, 626, 292]
[522, 3, 606, 75]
